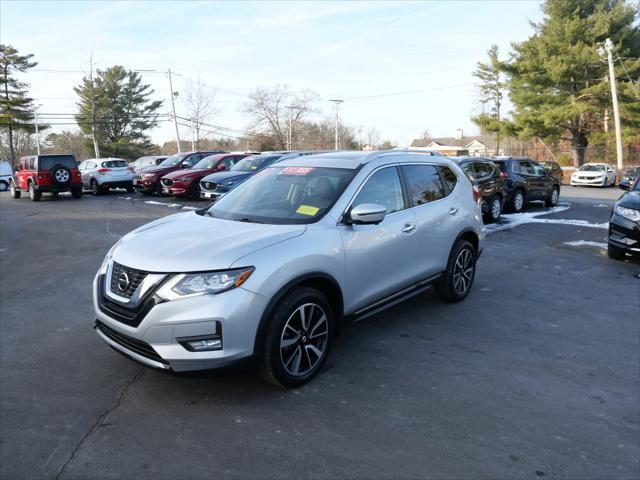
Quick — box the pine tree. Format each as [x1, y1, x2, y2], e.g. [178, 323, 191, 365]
[472, 44, 508, 155]
[504, 0, 639, 166]
[74, 66, 163, 159]
[0, 45, 37, 166]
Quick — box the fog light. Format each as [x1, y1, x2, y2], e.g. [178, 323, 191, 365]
[177, 333, 222, 352]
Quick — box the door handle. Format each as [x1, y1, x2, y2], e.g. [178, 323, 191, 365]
[449, 207, 459, 215]
[402, 222, 416, 234]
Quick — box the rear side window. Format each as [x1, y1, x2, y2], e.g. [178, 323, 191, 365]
[38, 155, 77, 170]
[353, 167, 405, 214]
[440, 166, 458, 190]
[28, 157, 36, 170]
[473, 162, 492, 178]
[494, 161, 508, 173]
[101, 160, 127, 168]
[401, 164, 445, 206]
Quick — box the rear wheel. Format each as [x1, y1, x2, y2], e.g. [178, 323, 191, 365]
[10, 182, 20, 199]
[29, 183, 41, 202]
[486, 196, 502, 223]
[545, 187, 559, 207]
[608, 243, 626, 261]
[259, 287, 334, 388]
[510, 189, 525, 213]
[436, 239, 476, 302]
[91, 180, 101, 196]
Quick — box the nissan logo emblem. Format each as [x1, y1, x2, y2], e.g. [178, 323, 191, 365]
[117, 272, 130, 292]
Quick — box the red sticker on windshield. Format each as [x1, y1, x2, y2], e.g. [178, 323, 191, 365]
[280, 167, 315, 175]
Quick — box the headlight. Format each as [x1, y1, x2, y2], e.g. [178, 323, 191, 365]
[143, 173, 156, 178]
[156, 267, 254, 301]
[614, 205, 640, 223]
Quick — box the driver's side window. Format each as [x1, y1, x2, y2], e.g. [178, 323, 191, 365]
[352, 167, 404, 215]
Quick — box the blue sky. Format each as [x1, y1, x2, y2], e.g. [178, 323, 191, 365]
[1, 0, 543, 147]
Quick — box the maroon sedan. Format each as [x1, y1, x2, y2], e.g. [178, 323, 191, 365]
[134, 151, 225, 195]
[160, 153, 251, 198]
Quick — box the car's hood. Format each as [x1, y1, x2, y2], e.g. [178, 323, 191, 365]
[112, 212, 306, 272]
[163, 168, 211, 180]
[140, 165, 182, 175]
[201, 171, 251, 184]
[617, 191, 640, 210]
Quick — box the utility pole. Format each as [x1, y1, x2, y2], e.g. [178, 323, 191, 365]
[167, 69, 181, 153]
[88, 53, 100, 158]
[601, 38, 624, 170]
[286, 104, 295, 150]
[190, 118, 196, 151]
[33, 106, 41, 155]
[329, 99, 343, 151]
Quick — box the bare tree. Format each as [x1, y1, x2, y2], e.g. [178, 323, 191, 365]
[244, 85, 317, 150]
[366, 127, 380, 149]
[0, 128, 35, 160]
[183, 77, 218, 149]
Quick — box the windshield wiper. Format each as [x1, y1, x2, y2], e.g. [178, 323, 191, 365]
[237, 217, 262, 224]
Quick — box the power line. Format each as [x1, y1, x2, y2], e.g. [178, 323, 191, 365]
[615, 53, 640, 100]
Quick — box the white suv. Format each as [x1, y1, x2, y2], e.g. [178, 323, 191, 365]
[79, 158, 135, 195]
[94, 151, 485, 387]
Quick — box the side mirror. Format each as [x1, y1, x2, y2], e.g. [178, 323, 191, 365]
[180, 162, 190, 168]
[348, 203, 386, 225]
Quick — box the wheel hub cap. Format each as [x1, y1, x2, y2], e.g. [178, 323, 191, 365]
[280, 303, 328, 377]
[452, 248, 474, 295]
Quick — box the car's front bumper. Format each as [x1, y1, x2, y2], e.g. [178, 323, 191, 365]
[570, 176, 607, 186]
[93, 273, 269, 371]
[608, 214, 640, 256]
[133, 178, 158, 192]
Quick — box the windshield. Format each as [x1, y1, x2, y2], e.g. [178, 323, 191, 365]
[193, 156, 222, 169]
[206, 166, 354, 224]
[38, 155, 77, 170]
[231, 155, 280, 172]
[624, 167, 639, 176]
[159, 153, 187, 167]
[579, 164, 607, 172]
[101, 160, 128, 168]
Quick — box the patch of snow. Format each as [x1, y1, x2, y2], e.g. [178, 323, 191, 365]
[143, 200, 168, 206]
[593, 204, 611, 208]
[168, 203, 183, 208]
[563, 240, 607, 249]
[182, 206, 198, 210]
[125, 197, 132, 200]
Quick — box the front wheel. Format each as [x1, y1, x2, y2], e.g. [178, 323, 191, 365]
[608, 243, 626, 261]
[10, 182, 20, 199]
[436, 239, 476, 303]
[545, 187, 559, 207]
[29, 183, 41, 202]
[126, 185, 135, 193]
[259, 287, 334, 388]
[0, 181, 8, 192]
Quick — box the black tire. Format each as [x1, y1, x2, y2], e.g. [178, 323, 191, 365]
[28, 182, 41, 202]
[259, 287, 334, 388]
[155, 182, 164, 196]
[91, 179, 101, 196]
[126, 184, 135, 193]
[510, 189, 525, 213]
[10, 181, 20, 199]
[0, 180, 8, 192]
[608, 243, 626, 261]
[190, 181, 202, 200]
[436, 239, 477, 303]
[485, 196, 502, 223]
[71, 187, 82, 199]
[545, 186, 559, 207]
[50, 164, 72, 188]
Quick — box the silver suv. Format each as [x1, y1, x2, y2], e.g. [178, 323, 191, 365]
[93, 151, 484, 387]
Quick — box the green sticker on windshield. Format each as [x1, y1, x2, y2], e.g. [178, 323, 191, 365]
[296, 205, 319, 216]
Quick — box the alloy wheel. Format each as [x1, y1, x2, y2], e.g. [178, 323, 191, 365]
[491, 198, 501, 220]
[514, 192, 524, 211]
[280, 302, 329, 377]
[452, 248, 474, 296]
[551, 188, 559, 205]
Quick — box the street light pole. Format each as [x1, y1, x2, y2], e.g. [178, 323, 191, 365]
[602, 38, 624, 170]
[190, 118, 196, 151]
[33, 106, 41, 155]
[329, 99, 343, 151]
[286, 104, 294, 150]
[167, 69, 181, 153]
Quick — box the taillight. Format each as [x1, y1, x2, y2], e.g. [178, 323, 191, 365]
[499, 171, 508, 179]
[472, 185, 482, 204]
[98, 168, 110, 175]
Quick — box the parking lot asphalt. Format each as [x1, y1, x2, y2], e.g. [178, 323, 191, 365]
[1, 187, 638, 480]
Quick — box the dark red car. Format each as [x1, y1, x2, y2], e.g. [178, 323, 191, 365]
[133, 151, 226, 195]
[160, 153, 251, 198]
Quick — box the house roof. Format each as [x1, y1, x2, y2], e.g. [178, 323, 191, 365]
[411, 135, 500, 150]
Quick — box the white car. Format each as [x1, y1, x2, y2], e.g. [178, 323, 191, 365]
[570, 163, 617, 187]
[0, 160, 13, 191]
[79, 158, 135, 195]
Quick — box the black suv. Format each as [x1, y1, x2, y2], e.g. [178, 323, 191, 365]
[455, 156, 505, 222]
[492, 157, 560, 212]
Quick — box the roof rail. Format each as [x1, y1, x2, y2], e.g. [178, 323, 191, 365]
[361, 149, 445, 164]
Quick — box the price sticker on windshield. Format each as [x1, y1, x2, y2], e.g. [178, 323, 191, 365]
[280, 167, 315, 176]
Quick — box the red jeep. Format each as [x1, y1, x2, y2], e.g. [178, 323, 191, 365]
[10, 154, 83, 202]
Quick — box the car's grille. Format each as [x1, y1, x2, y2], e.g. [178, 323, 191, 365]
[161, 178, 173, 187]
[96, 321, 168, 365]
[201, 181, 217, 191]
[110, 262, 147, 299]
[136, 173, 143, 179]
[98, 275, 163, 327]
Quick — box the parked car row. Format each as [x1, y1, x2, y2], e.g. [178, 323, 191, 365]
[451, 156, 561, 223]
